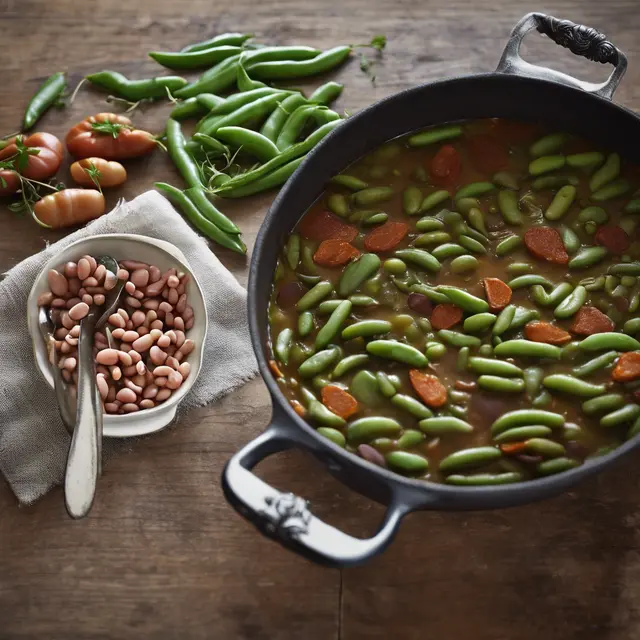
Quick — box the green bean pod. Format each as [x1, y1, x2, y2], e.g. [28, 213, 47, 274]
[553, 285, 587, 319]
[315, 300, 352, 349]
[347, 416, 402, 443]
[420, 190, 450, 213]
[338, 253, 381, 296]
[394, 249, 441, 273]
[331, 354, 369, 378]
[492, 304, 516, 335]
[275, 328, 293, 364]
[437, 330, 481, 348]
[530, 133, 567, 157]
[407, 124, 462, 147]
[419, 416, 473, 435]
[496, 235, 522, 256]
[391, 394, 433, 419]
[493, 340, 561, 359]
[494, 425, 552, 443]
[491, 409, 565, 435]
[446, 472, 523, 486]
[497, 190, 523, 225]
[463, 313, 496, 333]
[572, 351, 618, 378]
[298, 347, 340, 378]
[579, 333, 640, 352]
[569, 246, 608, 269]
[582, 393, 626, 415]
[454, 182, 495, 200]
[403, 186, 423, 215]
[469, 357, 522, 377]
[366, 340, 428, 367]
[544, 185, 576, 220]
[600, 404, 640, 428]
[589, 153, 620, 192]
[542, 374, 606, 397]
[439, 447, 502, 472]
[478, 376, 525, 393]
[592, 179, 631, 202]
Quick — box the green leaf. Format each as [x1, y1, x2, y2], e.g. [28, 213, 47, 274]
[369, 34, 387, 51]
[7, 201, 26, 214]
[0, 175, 6, 188]
[83, 161, 102, 191]
[91, 121, 130, 138]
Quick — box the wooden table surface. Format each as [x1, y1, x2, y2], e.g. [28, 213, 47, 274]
[2, 0, 640, 638]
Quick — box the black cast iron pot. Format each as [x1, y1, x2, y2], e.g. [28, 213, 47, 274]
[222, 13, 637, 567]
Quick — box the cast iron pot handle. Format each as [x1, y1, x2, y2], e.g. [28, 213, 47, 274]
[221, 424, 410, 567]
[496, 12, 627, 100]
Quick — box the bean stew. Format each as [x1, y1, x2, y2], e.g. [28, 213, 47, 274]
[267, 118, 640, 485]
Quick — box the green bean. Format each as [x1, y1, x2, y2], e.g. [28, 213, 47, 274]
[468, 357, 522, 377]
[545, 185, 576, 221]
[609, 262, 640, 276]
[431, 244, 467, 261]
[396, 430, 426, 449]
[530, 133, 567, 157]
[296, 281, 333, 311]
[170, 97, 207, 121]
[390, 394, 433, 419]
[415, 232, 451, 247]
[419, 416, 473, 436]
[149, 44, 246, 70]
[497, 190, 523, 225]
[589, 153, 620, 192]
[507, 274, 552, 290]
[297, 311, 314, 337]
[454, 182, 495, 200]
[416, 217, 445, 233]
[601, 404, 640, 428]
[531, 175, 579, 190]
[463, 313, 496, 333]
[419, 190, 450, 213]
[438, 286, 488, 313]
[592, 179, 631, 201]
[337, 254, 381, 297]
[493, 340, 561, 360]
[256, 93, 307, 141]
[446, 472, 523, 485]
[478, 376, 525, 393]
[394, 249, 441, 273]
[214, 125, 280, 162]
[309, 81, 344, 105]
[439, 447, 501, 472]
[624, 198, 640, 214]
[450, 255, 478, 274]
[180, 32, 253, 54]
[274, 327, 293, 365]
[317, 300, 344, 315]
[537, 457, 579, 475]
[276, 104, 341, 150]
[525, 438, 565, 458]
[455, 346, 470, 371]
[330, 174, 368, 191]
[493, 171, 519, 190]
[250, 45, 352, 80]
[347, 416, 402, 443]
[183, 185, 244, 240]
[571, 351, 617, 378]
[331, 354, 369, 378]
[383, 258, 407, 275]
[385, 451, 429, 473]
[569, 246, 608, 269]
[495, 235, 522, 256]
[366, 340, 428, 367]
[350, 187, 394, 208]
[458, 234, 487, 255]
[307, 398, 346, 428]
[553, 285, 587, 319]
[542, 374, 606, 397]
[317, 427, 346, 447]
[489, 304, 515, 336]
[403, 186, 423, 215]
[374, 372, 396, 398]
[582, 393, 625, 415]
[315, 301, 352, 349]
[23, 71, 66, 130]
[495, 425, 552, 443]
[349, 295, 377, 307]
[437, 330, 481, 348]
[567, 151, 604, 170]
[407, 124, 462, 147]
[577, 206, 608, 225]
[491, 409, 564, 435]
[86, 70, 188, 100]
[579, 333, 640, 352]
[341, 320, 391, 340]
[529, 154, 566, 176]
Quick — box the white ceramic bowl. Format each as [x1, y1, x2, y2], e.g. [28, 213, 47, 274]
[27, 234, 208, 438]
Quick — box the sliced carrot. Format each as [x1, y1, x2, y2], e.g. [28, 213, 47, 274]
[524, 227, 569, 265]
[298, 210, 358, 242]
[483, 277, 512, 311]
[500, 442, 527, 455]
[612, 352, 640, 383]
[595, 224, 630, 255]
[313, 239, 360, 267]
[429, 144, 461, 188]
[363, 220, 409, 252]
[524, 321, 572, 345]
[570, 306, 614, 336]
[321, 385, 359, 419]
[409, 370, 447, 408]
[430, 303, 463, 330]
[467, 134, 509, 174]
[269, 359, 284, 378]
[291, 399, 306, 417]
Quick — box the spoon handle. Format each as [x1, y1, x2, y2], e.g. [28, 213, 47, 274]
[65, 318, 102, 519]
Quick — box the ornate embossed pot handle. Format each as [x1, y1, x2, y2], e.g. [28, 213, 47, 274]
[496, 12, 627, 100]
[221, 423, 411, 567]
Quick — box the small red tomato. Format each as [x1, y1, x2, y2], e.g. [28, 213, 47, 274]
[0, 170, 20, 196]
[0, 132, 63, 181]
[429, 144, 461, 188]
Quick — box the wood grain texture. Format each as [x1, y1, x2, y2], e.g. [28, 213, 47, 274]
[1, 0, 640, 638]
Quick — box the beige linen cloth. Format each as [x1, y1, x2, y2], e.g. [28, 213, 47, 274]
[0, 191, 257, 505]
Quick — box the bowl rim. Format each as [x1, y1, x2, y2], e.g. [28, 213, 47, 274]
[27, 232, 208, 436]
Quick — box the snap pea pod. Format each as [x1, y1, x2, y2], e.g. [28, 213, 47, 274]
[23, 71, 66, 130]
[590, 153, 620, 192]
[456, 198, 480, 215]
[508, 307, 541, 330]
[426, 342, 447, 359]
[554, 285, 587, 319]
[376, 372, 397, 398]
[349, 295, 377, 306]
[407, 124, 462, 147]
[545, 185, 576, 221]
[468, 357, 522, 377]
[347, 416, 402, 443]
[259, 93, 308, 141]
[624, 198, 640, 214]
[327, 193, 350, 217]
[507, 274, 553, 290]
[86, 71, 188, 101]
[330, 174, 368, 191]
[525, 438, 565, 458]
[531, 175, 580, 190]
[315, 300, 352, 349]
[577, 206, 608, 225]
[458, 234, 487, 255]
[579, 333, 640, 352]
[296, 281, 333, 311]
[410, 284, 450, 304]
[420, 190, 450, 213]
[166, 119, 204, 189]
[497, 190, 523, 225]
[415, 232, 451, 247]
[478, 376, 525, 393]
[394, 249, 441, 273]
[191, 132, 229, 157]
[170, 97, 207, 121]
[582, 393, 625, 415]
[338, 254, 381, 296]
[463, 313, 496, 333]
[542, 374, 606, 397]
[592, 179, 631, 201]
[309, 81, 344, 105]
[567, 151, 604, 169]
[530, 133, 567, 157]
[298, 311, 314, 337]
[439, 447, 502, 472]
[538, 457, 580, 475]
[438, 286, 488, 313]
[569, 246, 608, 269]
[530, 282, 573, 307]
[298, 347, 340, 377]
[493, 340, 562, 359]
[431, 244, 467, 260]
[437, 330, 481, 348]
[492, 304, 517, 335]
[450, 255, 478, 273]
[491, 409, 565, 435]
[454, 182, 495, 200]
[317, 427, 346, 447]
[275, 328, 293, 364]
[572, 351, 618, 378]
[180, 32, 253, 53]
[396, 430, 426, 449]
[624, 318, 640, 334]
[391, 394, 433, 419]
[529, 154, 566, 176]
[493, 171, 519, 190]
[149, 45, 244, 70]
[445, 472, 523, 486]
[559, 225, 581, 254]
[366, 340, 428, 367]
[506, 263, 532, 276]
[317, 300, 343, 314]
[601, 404, 640, 428]
[494, 425, 552, 443]
[251, 46, 352, 80]
[456, 346, 470, 371]
[215, 126, 280, 162]
[385, 451, 429, 473]
[496, 235, 522, 256]
[331, 354, 369, 378]
[403, 186, 423, 215]
[419, 416, 473, 435]
[276, 104, 341, 150]
[608, 262, 640, 276]
[353, 186, 395, 207]
[237, 56, 267, 91]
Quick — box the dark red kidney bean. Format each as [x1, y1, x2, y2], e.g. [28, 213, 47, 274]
[613, 296, 630, 313]
[564, 440, 590, 460]
[407, 292, 433, 316]
[357, 444, 387, 467]
[455, 380, 477, 391]
[515, 454, 543, 465]
[277, 281, 307, 309]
